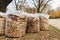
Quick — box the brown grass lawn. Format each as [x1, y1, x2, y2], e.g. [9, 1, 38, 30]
[0, 25, 60, 40]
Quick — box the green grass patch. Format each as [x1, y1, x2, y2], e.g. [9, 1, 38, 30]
[49, 25, 60, 32]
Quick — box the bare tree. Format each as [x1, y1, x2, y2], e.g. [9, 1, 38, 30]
[14, 0, 26, 10]
[14, 0, 51, 13]
[32, 0, 51, 13]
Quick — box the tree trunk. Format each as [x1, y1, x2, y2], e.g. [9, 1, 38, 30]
[37, 0, 40, 13]
[0, 0, 12, 12]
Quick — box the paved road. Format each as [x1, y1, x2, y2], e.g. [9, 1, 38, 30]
[49, 19, 60, 29]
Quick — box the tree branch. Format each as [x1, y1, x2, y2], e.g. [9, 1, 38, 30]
[40, 0, 44, 6]
[32, 0, 37, 8]
[14, 0, 18, 10]
[40, 0, 51, 13]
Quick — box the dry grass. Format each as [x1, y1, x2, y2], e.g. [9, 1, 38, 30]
[0, 25, 60, 40]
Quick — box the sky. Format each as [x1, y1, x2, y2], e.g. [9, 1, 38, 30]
[51, 0, 60, 10]
[25, 0, 35, 8]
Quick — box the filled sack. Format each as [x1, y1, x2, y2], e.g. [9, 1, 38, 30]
[26, 14, 40, 33]
[40, 16, 49, 31]
[0, 12, 6, 35]
[5, 14, 27, 37]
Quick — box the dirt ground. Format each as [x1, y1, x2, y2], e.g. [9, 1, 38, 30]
[0, 25, 60, 40]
